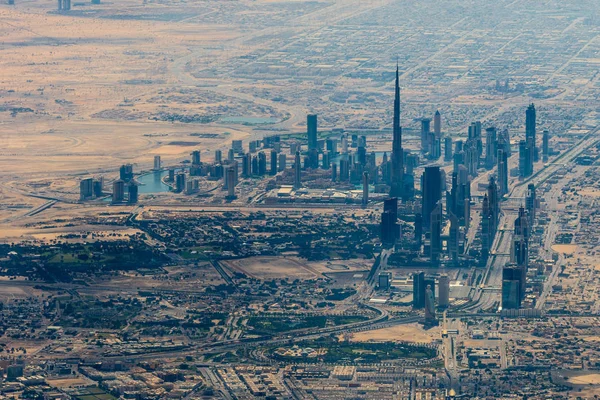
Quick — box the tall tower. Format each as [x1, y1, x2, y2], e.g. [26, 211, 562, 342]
[390, 65, 405, 198]
[526, 103, 537, 163]
[307, 114, 318, 151]
[421, 166, 442, 229]
[362, 172, 369, 208]
[294, 151, 301, 189]
[434, 110, 441, 136]
[542, 130, 549, 162]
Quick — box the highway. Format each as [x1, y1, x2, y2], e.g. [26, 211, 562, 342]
[463, 124, 600, 313]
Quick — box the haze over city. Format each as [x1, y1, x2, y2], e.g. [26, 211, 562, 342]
[1, 0, 600, 398]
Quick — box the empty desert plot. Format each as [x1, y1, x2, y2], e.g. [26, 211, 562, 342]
[223, 256, 320, 280]
[46, 377, 94, 389]
[348, 323, 438, 344]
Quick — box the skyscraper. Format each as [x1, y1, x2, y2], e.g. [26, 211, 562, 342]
[119, 164, 133, 182]
[278, 153, 286, 172]
[80, 178, 94, 200]
[444, 137, 453, 162]
[497, 149, 508, 197]
[215, 150, 222, 164]
[434, 110, 441, 135]
[390, 66, 405, 199]
[112, 180, 125, 203]
[413, 271, 425, 309]
[526, 183, 536, 226]
[526, 103, 537, 162]
[519, 140, 532, 178]
[485, 127, 497, 170]
[380, 197, 399, 246]
[362, 172, 369, 208]
[448, 212, 459, 266]
[542, 130, 549, 162]
[307, 114, 318, 151]
[128, 182, 138, 204]
[424, 285, 436, 324]
[270, 150, 278, 175]
[502, 266, 522, 310]
[430, 202, 442, 265]
[226, 166, 236, 199]
[421, 118, 431, 153]
[421, 166, 442, 229]
[153, 155, 161, 171]
[294, 151, 301, 189]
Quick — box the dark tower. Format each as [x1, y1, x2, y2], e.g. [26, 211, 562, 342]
[421, 166, 442, 230]
[526, 103, 537, 163]
[307, 114, 318, 151]
[390, 65, 405, 199]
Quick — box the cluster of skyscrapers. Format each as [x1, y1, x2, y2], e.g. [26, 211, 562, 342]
[502, 184, 537, 310]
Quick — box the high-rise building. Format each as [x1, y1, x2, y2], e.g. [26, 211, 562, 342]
[307, 114, 318, 151]
[270, 150, 278, 175]
[128, 182, 138, 204]
[215, 150, 222, 164]
[390, 66, 405, 199]
[485, 127, 497, 170]
[278, 153, 286, 172]
[378, 272, 391, 290]
[444, 137, 453, 162]
[112, 180, 125, 203]
[413, 271, 425, 309]
[175, 173, 186, 193]
[258, 152, 267, 175]
[430, 202, 442, 265]
[434, 110, 441, 135]
[542, 130, 549, 162]
[497, 149, 508, 197]
[424, 284, 436, 323]
[294, 151, 301, 189]
[80, 178, 94, 200]
[502, 266, 522, 310]
[322, 151, 330, 169]
[228, 148, 235, 163]
[526, 103, 537, 162]
[414, 212, 423, 251]
[499, 128, 511, 157]
[93, 179, 103, 198]
[438, 274, 450, 308]
[448, 212, 459, 266]
[232, 140, 243, 153]
[518, 140, 533, 178]
[226, 166, 236, 199]
[421, 118, 431, 153]
[421, 166, 442, 229]
[526, 183, 536, 226]
[153, 155, 161, 171]
[339, 158, 350, 181]
[119, 164, 133, 182]
[362, 172, 369, 207]
[381, 197, 398, 245]
[242, 153, 251, 177]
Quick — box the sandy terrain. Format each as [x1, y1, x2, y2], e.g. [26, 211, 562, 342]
[568, 374, 600, 385]
[347, 323, 439, 344]
[46, 377, 94, 388]
[551, 244, 578, 254]
[223, 256, 321, 280]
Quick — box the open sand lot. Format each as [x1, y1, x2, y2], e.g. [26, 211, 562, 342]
[347, 323, 439, 344]
[568, 374, 600, 385]
[551, 244, 579, 254]
[222, 256, 322, 280]
[46, 377, 94, 389]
